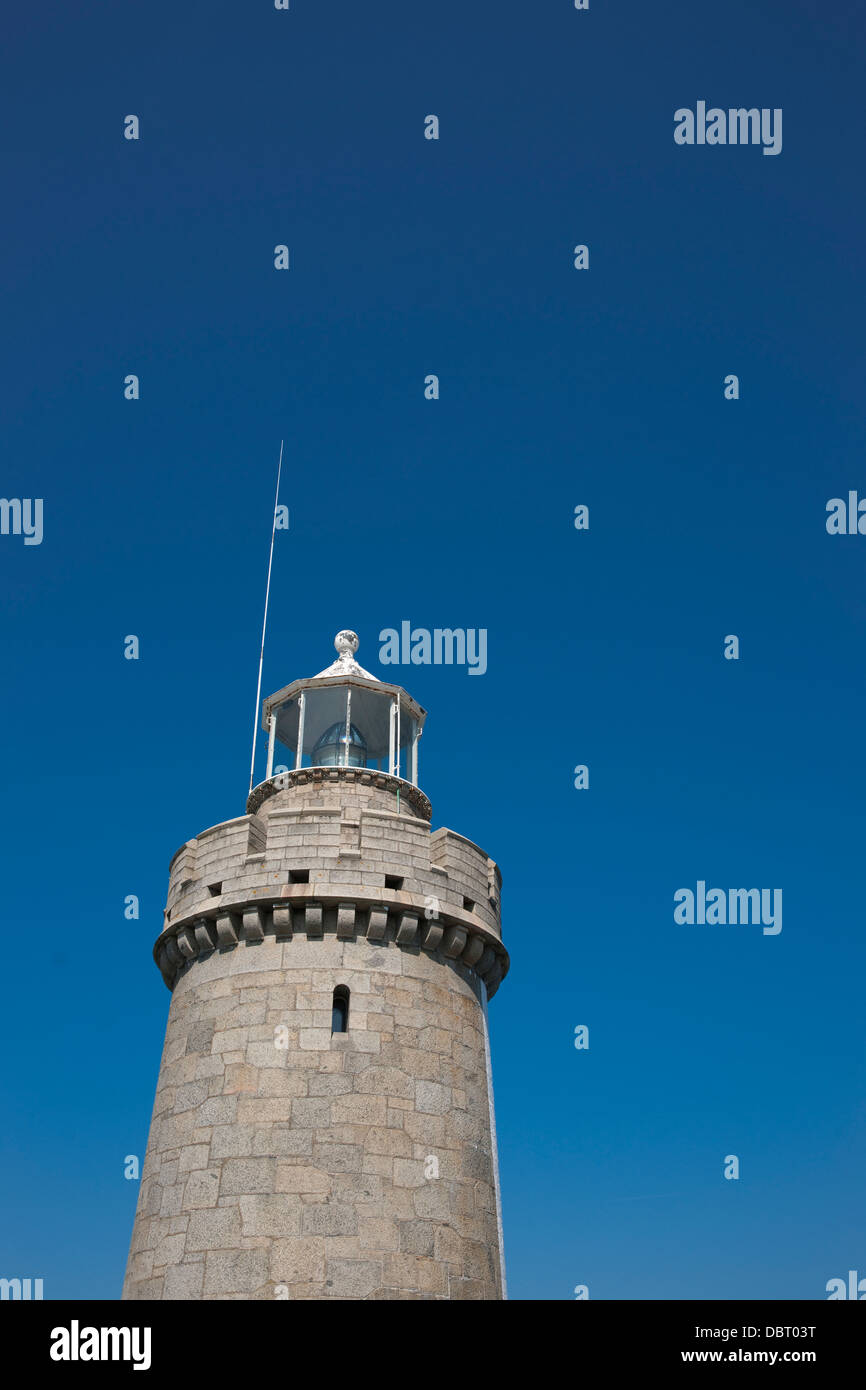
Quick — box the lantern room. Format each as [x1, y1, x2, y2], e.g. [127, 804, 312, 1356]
[258, 630, 426, 786]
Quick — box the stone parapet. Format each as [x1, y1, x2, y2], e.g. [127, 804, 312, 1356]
[161, 774, 505, 993]
[154, 886, 508, 998]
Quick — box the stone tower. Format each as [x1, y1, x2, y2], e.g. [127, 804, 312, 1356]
[122, 631, 509, 1300]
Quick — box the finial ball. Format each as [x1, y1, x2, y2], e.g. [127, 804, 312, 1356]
[335, 630, 359, 657]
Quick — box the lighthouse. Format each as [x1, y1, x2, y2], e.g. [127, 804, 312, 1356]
[122, 631, 509, 1300]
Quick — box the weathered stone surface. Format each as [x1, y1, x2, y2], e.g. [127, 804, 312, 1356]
[336, 903, 356, 938]
[218, 1157, 275, 1195]
[185, 1206, 242, 1251]
[365, 906, 389, 941]
[270, 1236, 325, 1285]
[183, 1169, 219, 1208]
[162, 1261, 204, 1299]
[399, 1220, 435, 1256]
[325, 1257, 382, 1298]
[274, 1164, 331, 1195]
[415, 1080, 451, 1115]
[392, 1158, 427, 1189]
[300, 1203, 358, 1237]
[122, 758, 506, 1302]
[203, 1249, 268, 1296]
[239, 1194, 302, 1238]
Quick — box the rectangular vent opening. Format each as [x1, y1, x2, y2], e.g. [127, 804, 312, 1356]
[463, 897, 475, 912]
[289, 869, 310, 884]
[208, 882, 222, 897]
[385, 875, 404, 890]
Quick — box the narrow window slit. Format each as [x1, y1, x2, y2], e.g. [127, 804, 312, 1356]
[331, 985, 350, 1034]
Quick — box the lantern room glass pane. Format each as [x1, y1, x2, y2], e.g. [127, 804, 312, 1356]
[268, 684, 419, 779]
[271, 685, 389, 771]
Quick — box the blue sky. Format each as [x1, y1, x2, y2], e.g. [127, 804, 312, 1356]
[1, 0, 864, 1299]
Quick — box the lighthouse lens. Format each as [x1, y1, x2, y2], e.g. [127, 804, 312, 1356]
[312, 721, 368, 767]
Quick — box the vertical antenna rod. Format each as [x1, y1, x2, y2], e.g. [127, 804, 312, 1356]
[248, 439, 284, 796]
